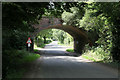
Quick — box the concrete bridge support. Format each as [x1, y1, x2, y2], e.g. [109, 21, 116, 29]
[74, 38, 87, 54]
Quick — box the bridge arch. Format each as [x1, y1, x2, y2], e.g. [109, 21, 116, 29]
[31, 17, 92, 54]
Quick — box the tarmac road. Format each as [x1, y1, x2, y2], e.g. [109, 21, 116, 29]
[23, 41, 118, 78]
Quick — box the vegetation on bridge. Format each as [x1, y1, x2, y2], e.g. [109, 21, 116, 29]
[2, 2, 120, 79]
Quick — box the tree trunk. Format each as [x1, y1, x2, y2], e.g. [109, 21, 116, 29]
[43, 36, 46, 44]
[111, 26, 120, 62]
[31, 37, 34, 51]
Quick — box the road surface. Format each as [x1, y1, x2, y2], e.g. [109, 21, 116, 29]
[23, 41, 118, 78]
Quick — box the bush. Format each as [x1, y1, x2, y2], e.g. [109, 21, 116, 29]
[34, 39, 52, 48]
[66, 49, 74, 53]
[82, 45, 112, 62]
[46, 40, 52, 44]
[37, 43, 45, 48]
[3, 49, 40, 78]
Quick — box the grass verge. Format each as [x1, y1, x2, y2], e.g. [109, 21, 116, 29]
[82, 55, 96, 62]
[66, 48, 74, 53]
[66, 48, 119, 68]
[82, 53, 119, 68]
[5, 50, 40, 78]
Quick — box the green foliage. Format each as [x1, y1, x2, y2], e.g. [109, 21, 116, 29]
[3, 2, 48, 31]
[34, 38, 45, 48]
[6, 68, 26, 79]
[2, 3, 120, 80]
[37, 29, 53, 38]
[66, 49, 74, 53]
[35, 29, 53, 48]
[35, 29, 73, 48]
[43, 2, 86, 18]
[34, 49, 39, 52]
[22, 53, 40, 62]
[80, 8, 113, 52]
[62, 6, 84, 27]
[2, 2, 50, 51]
[61, 2, 119, 62]
[37, 43, 45, 48]
[81, 2, 119, 61]
[52, 29, 73, 45]
[82, 46, 119, 68]
[52, 29, 65, 44]
[3, 50, 40, 69]
[3, 29, 29, 50]
[83, 44, 112, 62]
[3, 50, 40, 78]
[82, 55, 96, 62]
[2, 2, 81, 79]
[61, 2, 117, 62]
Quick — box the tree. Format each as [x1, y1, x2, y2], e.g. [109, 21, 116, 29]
[79, 2, 120, 62]
[36, 29, 53, 44]
[52, 29, 73, 44]
[88, 2, 120, 62]
[61, 2, 120, 62]
[62, 6, 85, 27]
[2, 2, 49, 78]
[2, 2, 50, 50]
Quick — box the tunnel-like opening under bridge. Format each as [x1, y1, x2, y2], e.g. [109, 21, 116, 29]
[30, 17, 92, 54]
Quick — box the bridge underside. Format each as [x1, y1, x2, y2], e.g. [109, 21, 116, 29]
[32, 24, 91, 54]
[30, 17, 92, 54]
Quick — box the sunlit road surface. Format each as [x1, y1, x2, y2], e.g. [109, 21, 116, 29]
[35, 41, 73, 51]
[23, 41, 118, 78]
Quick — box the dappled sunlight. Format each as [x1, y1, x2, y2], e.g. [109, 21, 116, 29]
[35, 47, 72, 51]
[35, 41, 92, 63]
[28, 40, 118, 78]
[35, 41, 73, 51]
[3, 2, 119, 79]
[35, 48, 67, 51]
[43, 56, 93, 63]
[32, 39, 118, 78]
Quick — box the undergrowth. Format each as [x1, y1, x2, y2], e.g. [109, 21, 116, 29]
[3, 50, 40, 79]
[66, 48, 74, 53]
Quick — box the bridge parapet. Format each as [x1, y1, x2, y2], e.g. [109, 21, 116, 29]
[33, 17, 62, 29]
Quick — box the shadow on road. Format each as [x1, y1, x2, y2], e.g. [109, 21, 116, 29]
[28, 41, 118, 78]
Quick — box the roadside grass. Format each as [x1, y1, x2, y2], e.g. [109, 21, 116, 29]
[34, 39, 52, 48]
[5, 50, 40, 78]
[34, 43, 45, 48]
[6, 68, 26, 79]
[82, 55, 96, 62]
[81, 50, 119, 68]
[34, 49, 39, 52]
[66, 48, 74, 53]
[82, 54, 119, 68]
[39, 44, 45, 48]
[22, 53, 40, 62]
[66, 48, 119, 68]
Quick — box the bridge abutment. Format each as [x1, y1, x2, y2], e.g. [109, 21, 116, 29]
[74, 38, 87, 54]
[32, 17, 91, 54]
